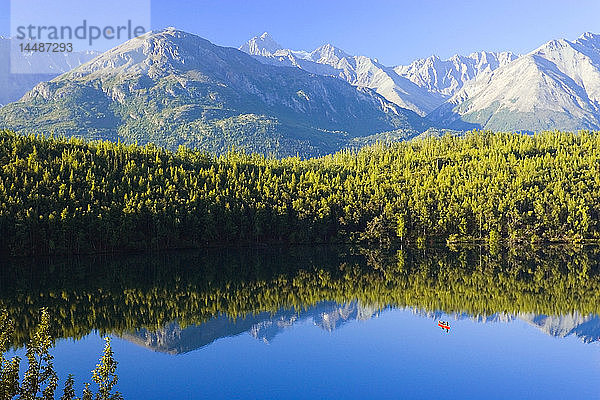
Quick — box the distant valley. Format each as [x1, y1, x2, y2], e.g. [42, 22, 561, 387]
[0, 36, 97, 106]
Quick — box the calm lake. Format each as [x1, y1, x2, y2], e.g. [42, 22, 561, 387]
[3, 246, 600, 399]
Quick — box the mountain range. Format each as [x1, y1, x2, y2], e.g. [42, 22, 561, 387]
[242, 31, 600, 133]
[0, 28, 426, 157]
[2, 28, 600, 155]
[240, 32, 518, 117]
[431, 32, 600, 131]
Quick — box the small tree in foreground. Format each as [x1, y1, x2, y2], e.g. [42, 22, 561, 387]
[90, 338, 122, 400]
[0, 310, 21, 399]
[0, 309, 123, 400]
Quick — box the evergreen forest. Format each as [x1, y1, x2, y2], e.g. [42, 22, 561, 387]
[1, 129, 599, 255]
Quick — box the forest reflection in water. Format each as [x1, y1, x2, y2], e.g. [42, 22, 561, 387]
[3, 244, 600, 350]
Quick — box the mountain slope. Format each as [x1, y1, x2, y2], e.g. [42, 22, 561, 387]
[430, 32, 600, 131]
[240, 33, 443, 116]
[0, 28, 427, 157]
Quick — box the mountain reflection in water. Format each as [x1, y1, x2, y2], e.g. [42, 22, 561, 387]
[122, 301, 382, 354]
[121, 302, 600, 355]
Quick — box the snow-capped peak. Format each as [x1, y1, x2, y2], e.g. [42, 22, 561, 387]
[574, 31, 600, 53]
[579, 31, 600, 41]
[239, 32, 282, 56]
[309, 43, 351, 65]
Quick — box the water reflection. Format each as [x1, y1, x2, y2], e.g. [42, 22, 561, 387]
[3, 244, 600, 348]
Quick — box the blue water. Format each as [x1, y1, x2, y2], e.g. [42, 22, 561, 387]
[12, 307, 600, 400]
[6, 246, 600, 399]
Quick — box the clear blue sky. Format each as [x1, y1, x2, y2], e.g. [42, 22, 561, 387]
[2, 0, 600, 65]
